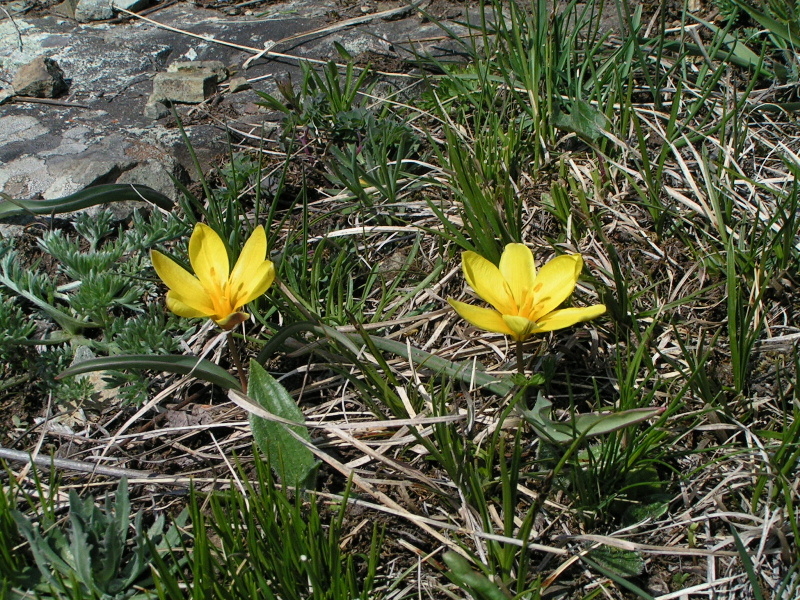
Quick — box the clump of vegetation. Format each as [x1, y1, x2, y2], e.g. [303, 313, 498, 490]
[1, 0, 799, 597]
[0, 208, 192, 407]
[8, 477, 185, 599]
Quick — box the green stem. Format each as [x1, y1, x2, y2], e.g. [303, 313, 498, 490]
[255, 321, 514, 396]
[516, 339, 524, 377]
[227, 333, 247, 393]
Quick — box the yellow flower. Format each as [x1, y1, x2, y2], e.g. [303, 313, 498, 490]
[151, 224, 275, 330]
[448, 244, 606, 341]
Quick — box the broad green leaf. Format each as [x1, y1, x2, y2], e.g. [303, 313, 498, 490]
[754, 101, 800, 113]
[659, 39, 776, 77]
[519, 392, 663, 443]
[552, 99, 609, 143]
[98, 520, 123, 588]
[56, 354, 242, 391]
[68, 494, 95, 588]
[246, 360, 318, 488]
[11, 512, 73, 584]
[0, 183, 173, 219]
[622, 501, 669, 525]
[731, 526, 766, 600]
[586, 546, 645, 578]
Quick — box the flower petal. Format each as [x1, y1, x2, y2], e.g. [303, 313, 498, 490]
[533, 305, 606, 332]
[229, 226, 267, 288]
[232, 260, 275, 309]
[448, 299, 514, 336]
[151, 250, 215, 315]
[216, 311, 250, 330]
[499, 243, 536, 310]
[461, 251, 516, 315]
[530, 254, 583, 320]
[166, 291, 211, 319]
[228, 226, 275, 307]
[189, 223, 230, 298]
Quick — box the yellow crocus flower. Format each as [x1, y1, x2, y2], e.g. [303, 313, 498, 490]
[448, 243, 606, 341]
[151, 223, 275, 330]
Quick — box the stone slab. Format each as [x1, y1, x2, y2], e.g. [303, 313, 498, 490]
[167, 60, 228, 82]
[0, 0, 471, 208]
[152, 71, 217, 104]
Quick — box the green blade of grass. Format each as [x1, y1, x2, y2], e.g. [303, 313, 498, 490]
[0, 184, 173, 219]
[519, 392, 665, 443]
[731, 526, 766, 600]
[256, 321, 515, 396]
[56, 354, 242, 391]
[730, 0, 800, 47]
[580, 553, 655, 599]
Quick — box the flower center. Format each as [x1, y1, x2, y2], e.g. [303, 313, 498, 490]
[515, 282, 543, 319]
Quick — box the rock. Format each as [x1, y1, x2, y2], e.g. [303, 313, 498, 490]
[0, 0, 473, 223]
[0, 89, 14, 105]
[44, 153, 135, 200]
[151, 71, 217, 104]
[51, 0, 77, 19]
[167, 60, 228, 83]
[228, 76, 250, 93]
[74, 0, 114, 22]
[12, 56, 68, 98]
[111, 0, 150, 13]
[116, 154, 184, 201]
[143, 96, 170, 119]
[73, 0, 150, 22]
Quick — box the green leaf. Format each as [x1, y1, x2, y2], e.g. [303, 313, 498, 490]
[246, 360, 319, 488]
[442, 551, 512, 600]
[552, 99, 609, 143]
[0, 266, 92, 333]
[257, 322, 515, 397]
[114, 478, 131, 543]
[731, 526, 766, 600]
[98, 519, 123, 588]
[622, 501, 669, 525]
[0, 184, 173, 219]
[730, 0, 800, 47]
[519, 392, 663, 444]
[11, 511, 71, 586]
[56, 354, 242, 391]
[586, 546, 644, 578]
[687, 13, 771, 75]
[581, 553, 655, 600]
[68, 492, 95, 589]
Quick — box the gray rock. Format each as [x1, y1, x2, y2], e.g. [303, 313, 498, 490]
[228, 76, 250, 93]
[74, 0, 113, 22]
[12, 56, 68, 98]
[0, 88, 15, 105]
[167, 60, 228, 83]
[44, 152, 135, 200]
[0, 223, 27, 241]
[143, 96, 170, 119]
[74, 0, 150, 22]
[116, 156, 183, 200]
[152, 72, 217, 104]
[0, 0, 474, 222]
[111, 0, 150, 12]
